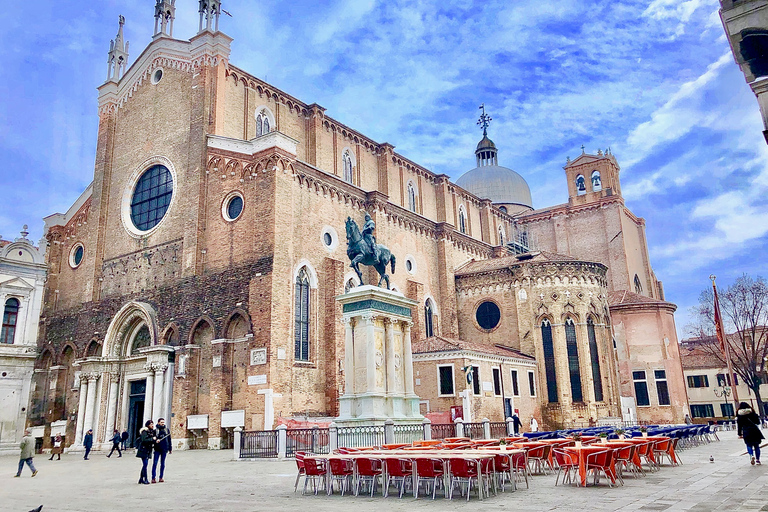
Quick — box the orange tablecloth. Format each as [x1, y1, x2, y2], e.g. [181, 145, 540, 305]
[563, 446, 617, 487]
[605, 441, 643, 469]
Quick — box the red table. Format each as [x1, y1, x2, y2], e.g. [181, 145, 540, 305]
[563, 445, 617, 487]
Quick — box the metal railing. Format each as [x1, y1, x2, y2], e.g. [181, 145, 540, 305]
[392, 424, 425, 444]
[240, 430, 278, 458]
[337, 425, 385, 448]
[431, 423, 456, 439]
[464, 422, 485, 439]
[489, 422, 507, 438]
[285, 428, 330, 456]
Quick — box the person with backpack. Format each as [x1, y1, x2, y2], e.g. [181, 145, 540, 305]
[107, 429, 122, 458]
[737, 401, 765, 465]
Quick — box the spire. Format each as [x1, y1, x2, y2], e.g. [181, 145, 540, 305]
[106, 15, 130, 82]
[198, 0, 222, 33]
[154, 0, 176, 38]
[475, 103, 498, 166]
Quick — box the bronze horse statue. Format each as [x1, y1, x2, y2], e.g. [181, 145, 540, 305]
[345, 216, 396, 289]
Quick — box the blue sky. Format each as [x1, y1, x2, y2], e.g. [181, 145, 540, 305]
[1, 0, 767, 338]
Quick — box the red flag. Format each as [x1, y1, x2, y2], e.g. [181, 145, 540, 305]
[713, 284, 726, 356]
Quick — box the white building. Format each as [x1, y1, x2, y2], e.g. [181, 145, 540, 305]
[0, 226, 46, 453]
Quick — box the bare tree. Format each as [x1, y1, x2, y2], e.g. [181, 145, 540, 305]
[688, 274, 768, 418]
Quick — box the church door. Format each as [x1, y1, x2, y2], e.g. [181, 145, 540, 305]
[127, 380, 146, 448]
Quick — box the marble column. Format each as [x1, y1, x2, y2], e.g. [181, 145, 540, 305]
[403, 321, 415, 396]
[104, 373, 120, 439]
[74, 378, 88, 445]
[363, 314, 376, 391]
[143, 365, 155, 424]
[385, 318, 397, 394]
[164, 362, 174, 423]
[152, 365, 166, 421]
[343, 318, 354, 395]
[82, 373, 99, 439]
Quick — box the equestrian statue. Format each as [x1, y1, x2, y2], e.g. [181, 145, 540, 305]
[345, 213, 396, 289]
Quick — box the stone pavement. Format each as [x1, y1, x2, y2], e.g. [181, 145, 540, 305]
[2, 431, 767, 512]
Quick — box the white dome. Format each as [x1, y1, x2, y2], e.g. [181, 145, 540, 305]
[456, 165, 533, 208]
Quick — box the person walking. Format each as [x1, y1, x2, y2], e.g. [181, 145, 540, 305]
[530, 417, 539, 432]
[107, 429, 122, 458]
[511, 413, 522, 435]
[48, 434, 63, 461]
[737, 402, 765, 465]
[83, 429, 93, 460]
[121, 430, 129, 451]
[151, 418, 172, 483]
[136, 420, 156, 485]
[15, 429, 38, 477]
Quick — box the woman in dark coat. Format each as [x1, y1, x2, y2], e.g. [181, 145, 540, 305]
[737, 402, 764, 465]
[136, 420, 156, 484]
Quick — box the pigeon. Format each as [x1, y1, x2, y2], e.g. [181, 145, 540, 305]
[709, 456, 714, 463]
[29, 506, 43, 512]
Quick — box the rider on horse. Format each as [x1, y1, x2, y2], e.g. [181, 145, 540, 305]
[362, 213, 380, 261]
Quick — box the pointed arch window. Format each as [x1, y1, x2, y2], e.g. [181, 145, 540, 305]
[425, 300, 435, 338]
[407, 182, 417, 212]
[458, 206, 467, 234]
[256, 110, 270, 137]
[591, 171, 602, 191]
[634, 274, 643, 295]
[343, 151, 354, 184]
[130, 325, 151, 355]
[587, 318, 604, 402]
[565, 318, 583, 402]
[575, 175, 586, 195]
[541, 319, 558, 403]
[295, 268, 310, 361]
[1, 298, 20, 344]
[498, 225, 506, 246]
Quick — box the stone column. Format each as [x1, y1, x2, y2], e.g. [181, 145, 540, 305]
[74, 378, 88, 446]
[343, 317, 354, 395]
[362, 314, 376, 392]
[104, 372, 120, 441]
[385, 318, 397, 394]
[163, 362, 174, 422]
[143, 365, 155, 424]
[82, 373, 99, 439]
[152, 365, 166, 421]
[403, 321, 415, 396]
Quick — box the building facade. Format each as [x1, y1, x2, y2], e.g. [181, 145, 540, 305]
[29, 2, 687, 451]
[0, 227, 46, 453]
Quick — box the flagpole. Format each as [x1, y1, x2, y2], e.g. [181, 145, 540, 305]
[711, 275, 740, 407]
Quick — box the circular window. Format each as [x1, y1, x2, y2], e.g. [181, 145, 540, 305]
[321, 226, 339, 251]
[323, 232, 332, 246]
[152, 68, 163, 84]
[130, 165, 173, 232]
[405, 255, 417, 275]
[405, 260, 412, 272]
[69, 243, 84, 269]
[476, 301, 501, 330]
[222, 193, 244, 221]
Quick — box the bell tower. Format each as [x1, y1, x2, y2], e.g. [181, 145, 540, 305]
[106, 15, 129, 82]
[564, 147, 621, 206]
[153, 0, 176, 38]
[198, 0, 222, 33]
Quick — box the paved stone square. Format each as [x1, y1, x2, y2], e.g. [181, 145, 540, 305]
[2, 432, 768, 512]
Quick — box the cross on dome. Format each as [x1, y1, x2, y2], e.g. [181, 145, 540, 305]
[477, 103, 492, 137]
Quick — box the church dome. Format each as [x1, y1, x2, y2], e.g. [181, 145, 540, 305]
[456, 165, 533, 208]
[476, 135, 496, 151]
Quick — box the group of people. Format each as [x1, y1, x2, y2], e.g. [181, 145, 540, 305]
[14, 418, 172, 484]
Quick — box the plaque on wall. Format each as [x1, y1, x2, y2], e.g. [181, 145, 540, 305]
[221, 409, 245, 428]
[248, 374, 267, 386]
[250, 348, 267, 366]
[187, 414, 209, 430]
[212, 355, 222, 368]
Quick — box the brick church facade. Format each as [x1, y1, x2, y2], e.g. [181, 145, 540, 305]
[28, 2, 688, 450]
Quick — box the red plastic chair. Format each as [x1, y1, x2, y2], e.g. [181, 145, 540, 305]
[527, 445, 552, 475]
[328, 458, 354, 496]
[384, 458, 413, 498]
[494, 454, 513, 492]
[302, 457, 327, 495]
[354, 457, 383, 497]
[415, 458, 446, 499]
[294, 451, 306, 492]
[552, 449, 579, 486]
[510, 450, 529, 489]
[615, 445, 642, 481]
[586, 449, 616, 487]
[448, 458, 482, 501]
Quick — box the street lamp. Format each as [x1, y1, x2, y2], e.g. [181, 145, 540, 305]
[714, 385, 732, 418]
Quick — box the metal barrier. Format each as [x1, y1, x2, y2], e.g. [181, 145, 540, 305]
[285, 428, 330, 456]
[240, 430, 279, 458]
[337, 425, 385, 448]
[431, 423, 456, 439]
[464, 422, 485, 439]
[392, 424, 425, 444]
[489, 422, 507, 438]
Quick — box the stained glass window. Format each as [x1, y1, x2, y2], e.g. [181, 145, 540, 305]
[295, 268, 310, 361]
[130, 165, 173, 231]
[541, 319, 558, 403]
[587, 318, 603, 402]
[565, 318, 583, 402]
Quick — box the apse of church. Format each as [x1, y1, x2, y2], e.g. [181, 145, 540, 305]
[29, 0, 687, 451]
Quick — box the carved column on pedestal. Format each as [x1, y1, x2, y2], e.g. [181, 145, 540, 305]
[143, 364, 155, 424]
[152, 364, 168, 421]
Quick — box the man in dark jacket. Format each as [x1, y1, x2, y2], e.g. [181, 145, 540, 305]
[511, 414, 523, 435]
[83, 429, 93, 460]
[152, 418, 172, 483]
[107, 429, 122, 458]
[121, 430, 129, 451]
[737, 402, 765, 465]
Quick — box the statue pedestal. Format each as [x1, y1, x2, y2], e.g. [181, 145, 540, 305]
[335, 286, 423, 425]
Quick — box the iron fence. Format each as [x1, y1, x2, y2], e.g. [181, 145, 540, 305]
[431, 423, 456, 439]
[285, 428, 330, 456]
[337, 425, 385, 448]
[464, 422, 485, 439]
[392, 424, 425, 444]
[240, 430, 278, 458]
[489, 422, 507, 438]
